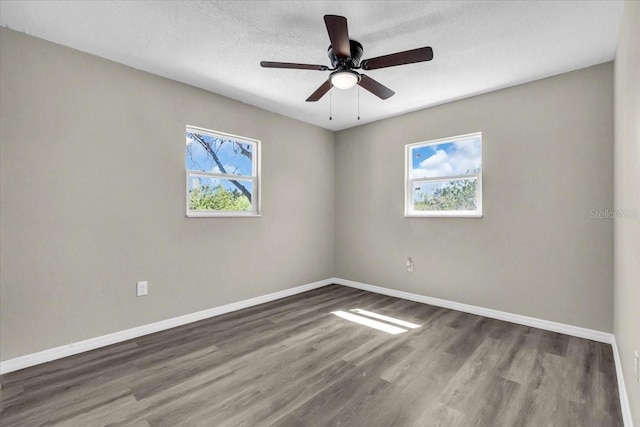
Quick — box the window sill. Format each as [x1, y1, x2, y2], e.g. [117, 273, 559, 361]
[186, 213, 262, 218]
[404, 212, 483, 218]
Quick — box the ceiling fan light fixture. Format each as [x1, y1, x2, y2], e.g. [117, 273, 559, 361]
[330, 70, 359, 89]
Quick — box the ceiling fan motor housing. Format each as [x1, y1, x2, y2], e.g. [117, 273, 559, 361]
[328, 40, 364, 69]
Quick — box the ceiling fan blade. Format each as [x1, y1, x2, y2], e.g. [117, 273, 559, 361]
[306, 79, 333, 102]
[358, 74, 395, 100]
[261, 61, 329, 71]
[324, 15, 351, 58]
[361, 47, 433, 70]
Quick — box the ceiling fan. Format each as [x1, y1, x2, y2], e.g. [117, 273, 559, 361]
[260, 15, 434, 102]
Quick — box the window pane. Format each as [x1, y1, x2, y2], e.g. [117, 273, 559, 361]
[410, 136, 481, 179]
[186, 131, 253, 177]
[413, 178, 478, 211]
[188, 175, 253, 212]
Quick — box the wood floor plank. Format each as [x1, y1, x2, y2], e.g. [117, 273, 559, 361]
[0, 284, 623, 426]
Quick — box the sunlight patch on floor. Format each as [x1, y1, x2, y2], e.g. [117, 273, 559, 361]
[351, 308, 421, 329]
[331, 311, 408, 334]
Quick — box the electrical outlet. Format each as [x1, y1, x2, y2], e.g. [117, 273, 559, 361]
[635, 351, 638, 383]
[136, 281, 148, 297]
[406, 257, 413, 273]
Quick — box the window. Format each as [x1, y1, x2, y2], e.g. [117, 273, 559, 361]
[405, 132, 482, 217]
[186, 126, 260, 217]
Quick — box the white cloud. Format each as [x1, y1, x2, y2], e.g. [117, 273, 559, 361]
[420, 149, 448, 169]
[413, 138, 481, 178]
[416, 149, 454, 177]
[190, 176, 221, 190]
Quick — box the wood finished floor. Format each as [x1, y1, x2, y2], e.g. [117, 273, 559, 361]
[0, 285, 623, 427]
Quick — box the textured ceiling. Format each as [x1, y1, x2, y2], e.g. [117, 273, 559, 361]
[0, 1, 624, 131]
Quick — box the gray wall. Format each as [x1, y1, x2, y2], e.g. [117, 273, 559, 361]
[614, 1, 640, 423]
[335, 63, 614, 332]
[0, 27, 619, 365]
[0, 29, 336, 361]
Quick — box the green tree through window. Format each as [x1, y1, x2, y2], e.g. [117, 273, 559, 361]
[189, 184, 251, 211]
[414, 175, 478, 211]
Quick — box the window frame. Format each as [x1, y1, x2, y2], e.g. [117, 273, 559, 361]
[405, 132, 482, 218]
[186, 125, 261, 218]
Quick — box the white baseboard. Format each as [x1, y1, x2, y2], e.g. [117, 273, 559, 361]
[0, 278, 332, 375]
[612, 337, 635, 427]
[331, 278, 614, 344]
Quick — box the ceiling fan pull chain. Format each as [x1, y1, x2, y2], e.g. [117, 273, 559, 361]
[358, 86, 360, 120]
[329, 90, 333, 121]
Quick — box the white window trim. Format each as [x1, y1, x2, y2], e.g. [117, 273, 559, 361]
[186, 126, 261, 218]
[405, 132, 482, 218]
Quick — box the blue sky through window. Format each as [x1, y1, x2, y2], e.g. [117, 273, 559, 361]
[411, 136, 481, 179]
[186, 132, 253, 176]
